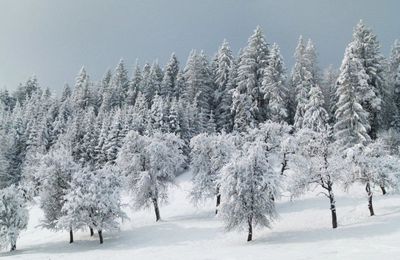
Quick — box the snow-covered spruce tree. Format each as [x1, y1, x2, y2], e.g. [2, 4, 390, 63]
[167, 97, 182, 136]
[183, 50, 213, 114]
[214, 40, 234, 132]
[59, 165, 126, 244]
[391, 57, 400, 128]
[388, 39, 400, 82]
[344, 141, 400, 216]
[117, 131, 185, 221]
[130, 92, 149, 135]
[232, 26, 269, 131]
[103, 109, 124, 164]
[33, 145, 80, 243]
[126, 62, 142, 107]
[261, 43, 288, 123]
[291, 36, 314, 129]
[321, 65, 339, 122]
[189, 133, 236, 214]
[161, 53, 180, 99]
[13, 75, 40, 105]
[334, 43, 371, 149]
[0, 185, 28, 251]
[302, 85, 329, 132]
[149, 93, 167, 133]
[71, 67, 92, 111]
[78, 107, 98, 168]
[0, 130, 11, 189]
[0, 102, 31, 189]
[350, 20, 385, 138]
[220, 139, 280, 242]
[110, 59, 130, 108]
[142, 62, 163, 107]
[286, 128, 344, 228]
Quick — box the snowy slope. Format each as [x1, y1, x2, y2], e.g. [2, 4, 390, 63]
[2, 172, 400, 260]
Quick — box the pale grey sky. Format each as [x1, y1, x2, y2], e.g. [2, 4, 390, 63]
[0, 0, 399, 93]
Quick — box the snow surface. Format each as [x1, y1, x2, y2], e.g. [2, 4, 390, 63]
[2, 171, 400, 260]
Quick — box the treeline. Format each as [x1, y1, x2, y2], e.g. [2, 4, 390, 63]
[0, 20, 400, 250]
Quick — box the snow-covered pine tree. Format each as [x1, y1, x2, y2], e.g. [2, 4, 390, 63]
[72, 67, 92, 111]
[78, 107, 98, 168]
[388, 39, 400, 81]
[321, 65, 339, 122]
[183, 50, 213, 115]
[220, 139, 280, 242]
[302, 85, 329, 132]
[13, 75, 40, 105]
[110, 59, 130, 108]
[206, 110, 216, 134]
[98, 69, 112, 103]
[93, 114, 111, 168]
[304, 39, 320, 84]
[117, 131, 185, 221]
[350, 20, 385, 138]
[103, 109, 124, 165]
[142, 62, 162, 107]
[391, 56, 400, 128]
[292, 36, 318, 129]
[167, 97, 182, 136]
[0, 130, 11, 189]
[261, 43, 288, 123]
[232, 26, 269, 131]
[161, 53, 180, 99]
[129, 91, 148, 135]
[127, 62, 142, 107]
[0, 185, 28, 251]
[214, 40, 234, 132]
[149, 93, 166, 133]
[334, 43, 371, 149]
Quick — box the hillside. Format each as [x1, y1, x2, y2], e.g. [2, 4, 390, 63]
[2, 172, 400, 260]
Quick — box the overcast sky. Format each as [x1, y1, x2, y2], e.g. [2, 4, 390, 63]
[0, 0, 399, 93]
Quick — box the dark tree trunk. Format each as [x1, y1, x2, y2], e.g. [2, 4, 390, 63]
[10, 243, 16, 251]
[366, 182, 375, 216]
[328, 188, 337, 229]
[90, 227, 94, 236]
[215, 186, 221, 215]
[247, 216, 253, 242]
[98, 230, 103, 244]
[380, 186, 387, 195]
[69, 228, 74, 243]
[152, 197, 161, 222]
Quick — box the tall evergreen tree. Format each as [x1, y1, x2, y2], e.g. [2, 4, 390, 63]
[232, 26, 269, 131]
[214, 40, 234, 131]
[161, 53, 180, 99]
[292, 36, 318, 129]
[261, 43, 288, 123]
[334, 43, 371, 149]
[303, 85, 329, 132]
[350, 20, 384, 138]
